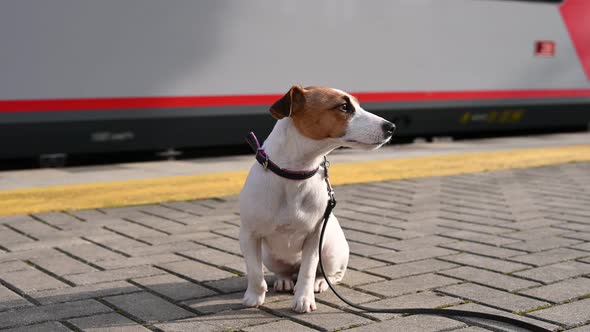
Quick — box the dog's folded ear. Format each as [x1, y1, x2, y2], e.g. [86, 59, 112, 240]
[269, 85, 305, 119]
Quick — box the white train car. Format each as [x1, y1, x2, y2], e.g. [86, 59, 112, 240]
[0, 0, 589, 160]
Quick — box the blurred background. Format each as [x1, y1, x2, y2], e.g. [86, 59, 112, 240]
[0, 0, 588, 169]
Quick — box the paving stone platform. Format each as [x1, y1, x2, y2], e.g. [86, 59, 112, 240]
[0, 162, 589, 331]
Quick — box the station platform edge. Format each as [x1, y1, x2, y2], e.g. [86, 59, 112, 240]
[1, 144, 590, 216]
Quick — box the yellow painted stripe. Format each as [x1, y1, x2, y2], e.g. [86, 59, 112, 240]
[1, 144, 590, 216]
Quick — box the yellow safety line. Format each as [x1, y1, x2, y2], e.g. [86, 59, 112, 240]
[1, 144, 590, 216]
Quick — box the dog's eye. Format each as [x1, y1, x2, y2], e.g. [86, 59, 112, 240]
[339, 103, 350, 113]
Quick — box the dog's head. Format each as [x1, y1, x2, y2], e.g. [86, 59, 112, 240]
[270, 86, 394, 149]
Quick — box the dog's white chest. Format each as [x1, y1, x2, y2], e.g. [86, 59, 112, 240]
[276, 183, 326, 226]
[240, 166, 328, 235]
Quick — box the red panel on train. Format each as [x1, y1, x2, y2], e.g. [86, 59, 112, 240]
[560, 0, 590, 79]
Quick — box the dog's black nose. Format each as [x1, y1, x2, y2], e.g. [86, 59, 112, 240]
[382, 121, 396, 135]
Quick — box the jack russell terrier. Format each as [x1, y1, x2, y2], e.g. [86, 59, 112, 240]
[239, 86, 395, 313]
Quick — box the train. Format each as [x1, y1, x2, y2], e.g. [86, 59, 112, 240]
[1, 0, 589, 163]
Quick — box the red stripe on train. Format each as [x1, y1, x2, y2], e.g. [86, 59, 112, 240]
[1, 89, 590, 113]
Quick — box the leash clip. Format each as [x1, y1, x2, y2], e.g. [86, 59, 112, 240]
[322, 157, 330, 169]
[328, 189, 336, 205]
[262, 154, 269, 170]
[322, 155, 336, 208]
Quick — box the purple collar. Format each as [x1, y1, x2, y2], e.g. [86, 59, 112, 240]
[246, 132, 321, 180]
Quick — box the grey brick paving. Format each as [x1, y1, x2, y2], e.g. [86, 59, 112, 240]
[361, 291, 465, 321]
[317, 281, 380, 304]
[438, 266, 540, 291]
[441, 230, 520, 246]
[141, 231, 218, 245]
[505, 227, 571, 241]
[441, 252, 531, 273]
[507, 218, 562, 230]
[4, 219, 60, 240]
[366, 291, 464, 310]
[153, 319, 221, 332]
[512, 261, 590, 284]
[103, 291, 194, 323]
[554, 223, 590, 233]
[94, 253, 184, 270]
[366, 258, 458, 279]
[348, 241, 392, 256]
[122, 241, 205, 257]
[574, 242, 590, 252]
[64, 265, 166, 285]
[106, 221, 167, 239]
[449, 302, 560, 331]
[0, 283, 32, 311]
[202, 275, 252, 294]
[132, 273, 218, 301]
[69, 312, 151, 331]
[0, 162, 589, 331]
[59, 242, 127, 262]
[457, 327, 495, 332]
[504, 237, 582, 252]
[0, 261, 29, 273]
[566, 232, 590, 242]
[0, 248, 62, 264]
[340, 269, 386, 286]
[529, 298, 590, 328]
[0, 228, 35, 248]
[359, 273, 460, 297]
[178, 247, 243, 267]
[347, 255, 388, 270]
[518, 277, 590, 303]
[440, 220, 513, 235]
[29, 253, 98, 276]
[6, 236, 87, 252]
[510, 248, 589, 267]
[1, 322, 72, 332]
[0, 299, 112, 329]
[440, 240, 525, 258]
[264, 299, 373, 331]
[242, 319, 318, 332]
[348, 315, 466, 332]
[438, 282, 550, 313]
[197, 236, 242, 255]
[30, 281, 141, 305]
[157, 260, 236, 282]
[186, 308, 281, 331]
[380, 235, 458, 251]
[0, 268, 70, 293]
[183, 292, 245, 314]
[373, 246, 458, 264]
[83, 232, 149, 254]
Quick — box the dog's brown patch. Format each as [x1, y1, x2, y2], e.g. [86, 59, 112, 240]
[269, 86, 354, 140]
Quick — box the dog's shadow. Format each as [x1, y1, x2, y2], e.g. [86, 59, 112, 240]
[190, 274, 292, 313]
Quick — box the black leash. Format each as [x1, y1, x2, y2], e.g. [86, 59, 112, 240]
[317, 158, 551, 332]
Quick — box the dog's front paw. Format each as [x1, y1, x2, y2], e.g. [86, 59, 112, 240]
[242, 284, 267, 308]
[292, 292, 316, 313]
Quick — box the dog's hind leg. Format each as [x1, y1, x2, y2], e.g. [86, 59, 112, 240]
[274, 273, 296, 292]
[314, 214, 349, 293]
[314, 270, 345, 293]
[240, 229, 267, 307]
[262, 247, 297, 293]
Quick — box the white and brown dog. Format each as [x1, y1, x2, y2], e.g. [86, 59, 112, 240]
[239, 86, 394, 313]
